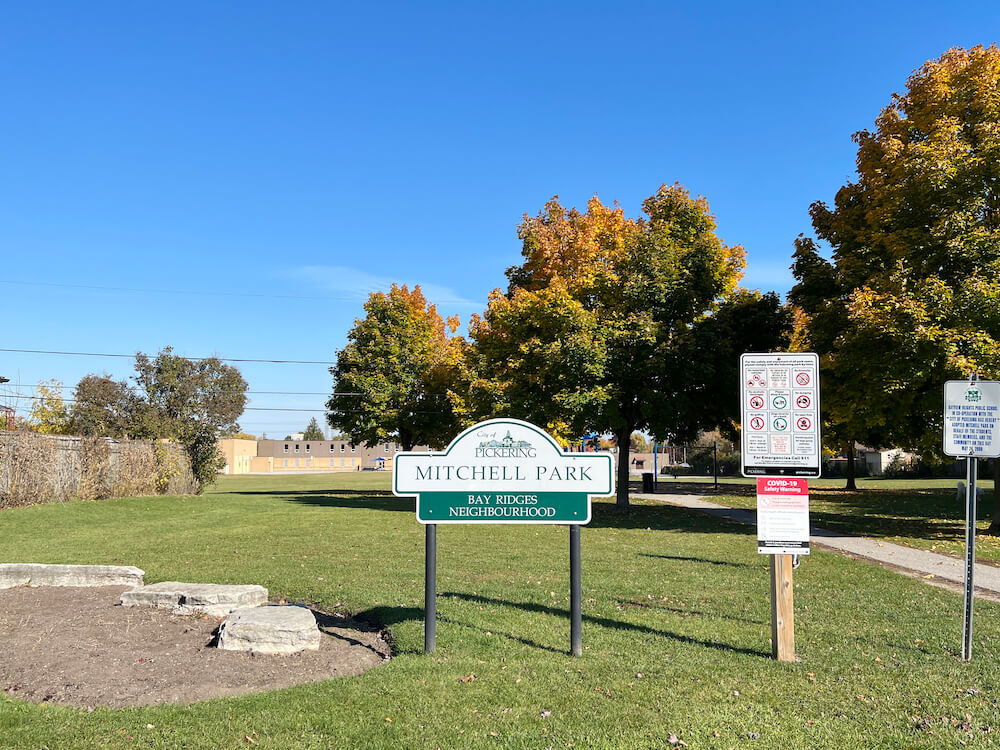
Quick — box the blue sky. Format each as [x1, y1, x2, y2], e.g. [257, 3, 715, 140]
[2, 2, 998, 436]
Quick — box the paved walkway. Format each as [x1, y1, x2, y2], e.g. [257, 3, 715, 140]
[632, 493, 1000, 600]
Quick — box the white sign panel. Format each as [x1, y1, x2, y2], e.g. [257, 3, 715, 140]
[757, 478, 810, 555]
[944, 380, 1000, 458]
[394, 418, 614, 524]
[741, 353, 821, 477]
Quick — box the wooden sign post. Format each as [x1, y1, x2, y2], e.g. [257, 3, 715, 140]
[769, 554, 795, 661]
[756, 477, 809, 661]
[741, 352, 820, 662]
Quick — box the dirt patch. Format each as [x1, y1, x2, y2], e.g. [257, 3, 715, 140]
[0, 586, 390, 708]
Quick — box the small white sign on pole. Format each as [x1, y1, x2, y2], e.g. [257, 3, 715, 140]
[756, 478, 810, 555]
[944, 380, 1000, 458]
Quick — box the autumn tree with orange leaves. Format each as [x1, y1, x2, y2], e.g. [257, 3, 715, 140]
[328, 284, 468, 451]
[471, 184, 788, 508]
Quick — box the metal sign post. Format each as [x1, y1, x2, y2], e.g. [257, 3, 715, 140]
[943, 375, 1000, 662]
[425, 523, 437, 653]
[394, 418, 615, 656]
[963, 456, 977, 662]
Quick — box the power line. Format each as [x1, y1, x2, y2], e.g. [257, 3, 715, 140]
[0, 279, 368, 303]
[0, 348, 335, 365]
[10, 393, 445, 414]
[3, 384, 346, 396]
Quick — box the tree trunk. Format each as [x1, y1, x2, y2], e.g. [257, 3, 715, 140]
[615, 426, 632, 509]
[845, 440, 857, 491]
[987, 458, 1000, 535]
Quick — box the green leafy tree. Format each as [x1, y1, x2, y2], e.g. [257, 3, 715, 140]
[472, 185, 786, 507]
[70, 374, 136, 437]
[791, 45, 1000, 491]
[328, 284, 468, 451]
[132, 347, 248, 491]
[302, 417, 324, 440]
[27, 380, 71, 434]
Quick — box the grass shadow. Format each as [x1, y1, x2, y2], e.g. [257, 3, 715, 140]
[637, 553, 752, 569]
[273, 494, 415, 512]
[352, 605, 424, 629]
[217, 488, 395, 498]
[586, 501, 755, 536]
[440, 591, 769, 659]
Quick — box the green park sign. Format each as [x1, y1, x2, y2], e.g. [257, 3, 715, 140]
[393, 419, 615, 524]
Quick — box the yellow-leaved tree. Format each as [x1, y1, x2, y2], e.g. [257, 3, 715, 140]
[792, 45, 1000, 492]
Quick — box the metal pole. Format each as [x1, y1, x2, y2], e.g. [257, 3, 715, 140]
[425, 523, 437, 654]
[963, 455, 978, 661]
[713, 441, 719, 491]
[653, 441, 658, 491]
[570, 524, 582, 657]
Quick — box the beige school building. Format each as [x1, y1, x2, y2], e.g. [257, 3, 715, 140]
[218, 438, 425, 474]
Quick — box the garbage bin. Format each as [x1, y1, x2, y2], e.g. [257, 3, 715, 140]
[642, 472, 654, 492]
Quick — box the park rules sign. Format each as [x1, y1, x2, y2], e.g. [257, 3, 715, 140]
[741, 352, 821, 478]
[393, 419, 615, 524]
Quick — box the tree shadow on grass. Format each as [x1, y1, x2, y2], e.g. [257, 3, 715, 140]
[439, 591, 769, 659]
[628, 479, 757, 497]
[221, 488, 395, 498]
[272, 494, 415, 512]
[636, 553, 752, 569]
[586, 501, 756, 536]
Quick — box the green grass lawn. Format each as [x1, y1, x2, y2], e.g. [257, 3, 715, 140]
[2, 473, 1000, 748]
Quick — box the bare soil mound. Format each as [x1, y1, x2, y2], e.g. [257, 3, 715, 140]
[0, 585, 389, 708]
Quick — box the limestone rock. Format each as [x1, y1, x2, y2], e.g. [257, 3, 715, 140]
[0, 563, 144, 589]
[217, 605, 321, 654]
[120, 582, 268, 616]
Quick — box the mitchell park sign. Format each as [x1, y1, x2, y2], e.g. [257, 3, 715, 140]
[393, 418, 615, 524]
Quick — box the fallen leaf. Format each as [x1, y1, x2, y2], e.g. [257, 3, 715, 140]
[245, 737, 256, 745]
[667, 733, 687, 746]
[540, 711, 551, 718]
[457, 674, 476, 683]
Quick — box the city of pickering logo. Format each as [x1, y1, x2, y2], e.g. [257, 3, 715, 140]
[475, 431, 537, 459]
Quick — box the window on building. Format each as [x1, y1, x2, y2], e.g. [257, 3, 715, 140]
[306, 458, 311, 467]
[340, 458, 345, 467]
[284, 458, 288, 467]
[384, 444, 390, 453]
[329, 444, 335, 453]
[306, 444, 310, 453]
[284, 444, 288, 453]
[295, 445, 300, 453]
[340, 443, 345, 452]
[294, 458, 299, 467]
[329, 459, 334, 467]
[350, 445, 356, 452]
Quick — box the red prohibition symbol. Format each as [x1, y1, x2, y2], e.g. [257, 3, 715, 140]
[795, 394, 811, 409]
[749, 395, 765, 410]
[795, 372, 811, 386]
[796, 416, 812, 431]
[750, 416, 765, 431]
